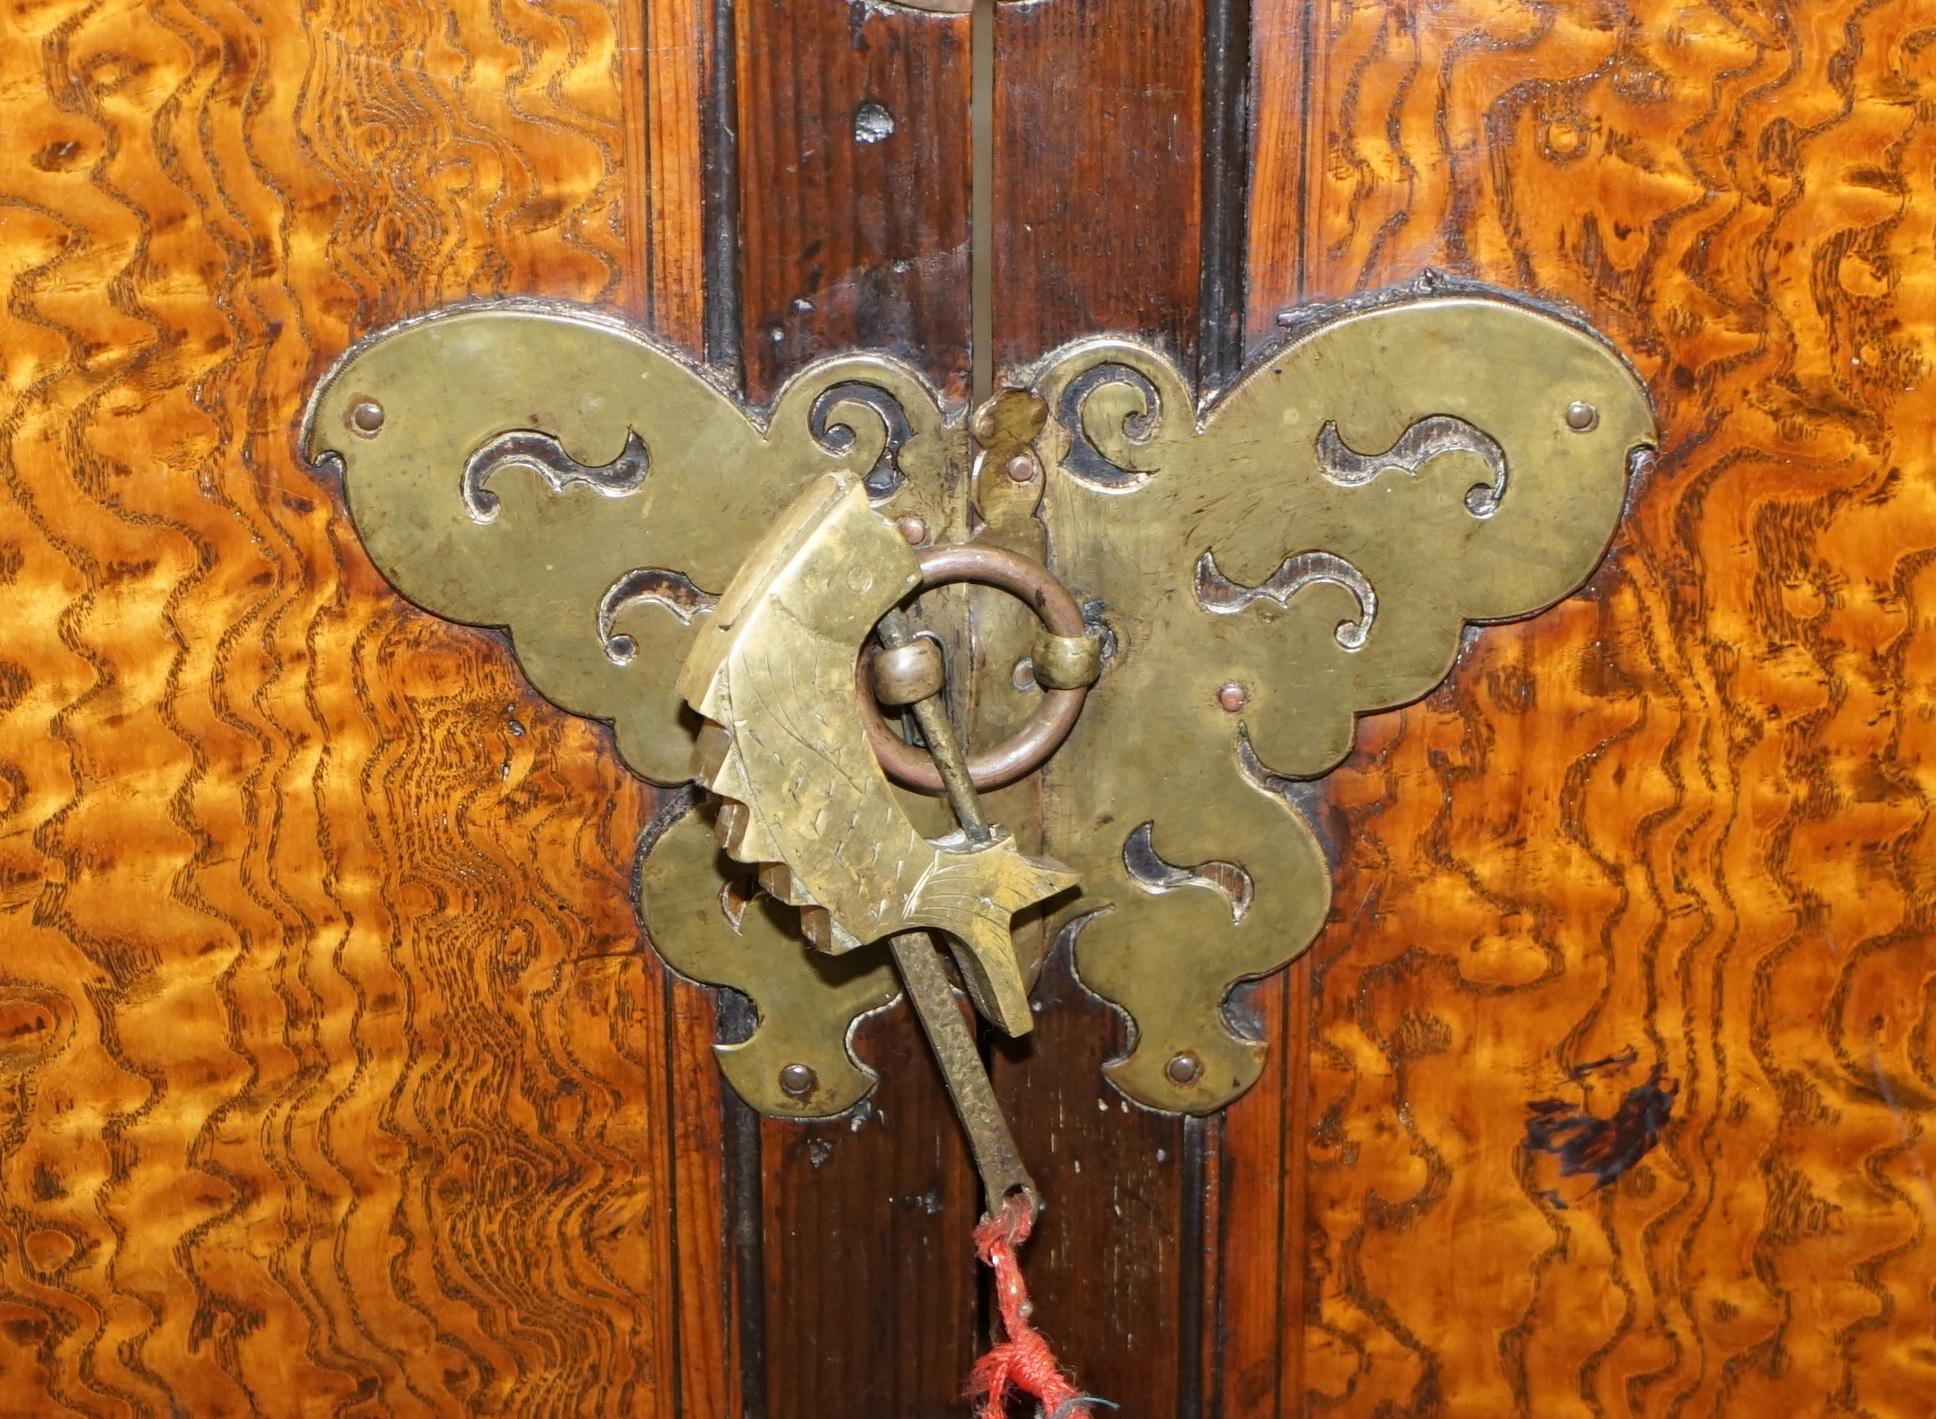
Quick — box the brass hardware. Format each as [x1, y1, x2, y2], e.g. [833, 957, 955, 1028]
[891, 929, 1037, 1214]
[872, 604, 1039, 1214]
[1012, 293, 1654, 1111]
[779, 1063, 818, 1098]
[304, 303, 953, 1119]
[871, 638, 948, 705]
[860, 541, 1093, 795]
[348, 399, 385, 436]
[1566, 400, 1601, 432]
[678, 471, 1076, 1037]
[1028, 631, 1102, 692]
[305, 285, 1656, 1119]
[632, 789, 900, 1120]
[873, 606, 992, 842]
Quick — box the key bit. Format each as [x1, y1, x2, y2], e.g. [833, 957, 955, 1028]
[676, 471, 1076, 1035]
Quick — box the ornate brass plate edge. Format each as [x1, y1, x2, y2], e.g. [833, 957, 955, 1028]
[304, 299, 956, 1118]
[304, 288, 1657, 1119]
[990, 289, 1657, 1112]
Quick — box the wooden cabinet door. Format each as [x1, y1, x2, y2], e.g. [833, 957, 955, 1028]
[4, 1, 1933, 1415]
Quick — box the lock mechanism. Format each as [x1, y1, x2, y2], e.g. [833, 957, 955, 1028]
[304, 282, 1656, 1118]
[680, 469, 1079, 1037]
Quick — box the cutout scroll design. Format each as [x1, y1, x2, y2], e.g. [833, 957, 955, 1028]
[598, 569, 717, 663]
[307, 291, 1655, 1119]
[462, 428, 651, 523]
[305, 303, 956, 1118]
[1122, 822, 1253, 925]
[1016, 293, 1655, 1111]
[1314, 412, 1509, 516]
[1193, 549, 1376, 650]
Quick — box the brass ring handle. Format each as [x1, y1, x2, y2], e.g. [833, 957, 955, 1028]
[860, 543, 1093, 793]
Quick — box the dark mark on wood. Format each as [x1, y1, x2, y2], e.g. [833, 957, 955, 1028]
[1524, 1049, 1679, 1209]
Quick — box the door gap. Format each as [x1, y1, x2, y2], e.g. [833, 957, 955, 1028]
[971, 0, 995, 407]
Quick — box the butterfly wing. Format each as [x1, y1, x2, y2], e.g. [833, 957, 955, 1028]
[304, 302, 952, 1113]
[304, 301, 954, 784]
[1025, 292, 1656, 1111]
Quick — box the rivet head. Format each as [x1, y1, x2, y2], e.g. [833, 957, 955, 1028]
[896, 514, 929, 546]
[1166, 1052, 1201, 1085]
[779, 1063, 817, 1098]
[1564, 400, 1599, 432]
[1217, 681, 1249, 713]
[1003, 450, 1039, 483]
[349, 399, 386, 436]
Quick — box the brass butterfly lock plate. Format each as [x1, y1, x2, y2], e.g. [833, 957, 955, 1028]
[303, 285, 1655, 1119]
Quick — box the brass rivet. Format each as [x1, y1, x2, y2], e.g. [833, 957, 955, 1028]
[1166, 1052, 1201, 1085]
[1217, 681, 1248, 713]
[349, 399, 386, 436]
[779, 1063, 817, 1098]
[896, 514, 929, 546]
[1564, 400, 1599, 432]
[1003, 450, 1038, 483]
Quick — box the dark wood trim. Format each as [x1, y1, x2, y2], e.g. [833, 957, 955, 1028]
[1197, 0, 1252, 396]
[1178, 1113, 1212, 1418]
[701, 0, 743, 382]
[718, 994, 769, 1419]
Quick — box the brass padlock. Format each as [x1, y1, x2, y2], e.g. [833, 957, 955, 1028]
[679, 470, 1077, 1037]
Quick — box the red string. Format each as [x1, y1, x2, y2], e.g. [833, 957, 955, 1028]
[967, 1193, 1101, 1419]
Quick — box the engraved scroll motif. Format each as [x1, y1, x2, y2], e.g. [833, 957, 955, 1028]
[305, 304, 960, 1117]
[1015, 294, 1655, 1111]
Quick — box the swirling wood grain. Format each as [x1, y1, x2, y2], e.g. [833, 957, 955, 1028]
[0, 0, 718, 1412]
[1239, 0, 1936, 1413]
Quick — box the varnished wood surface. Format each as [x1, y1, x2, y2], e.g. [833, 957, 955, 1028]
[0, 0, 723, 1413]
[730, 5, 982, 1415]
[986, 4, 1215, 1414]
[991, 0, 1207, 371]
[1234, 0, 1936, 1413]
[735, 0, 972, 405]
[10, 0, 1936, 1414]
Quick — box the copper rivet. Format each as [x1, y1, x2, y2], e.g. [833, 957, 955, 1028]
[896, 514, 929, 546]
[1166, 1052, 1201, 1085]
[1217, 681, 1248, 713]
[1564, 400, 1598, 432]
[779, 1063, 816, 1098]
[349, 399, 386, 435]
[1003, 450, 1038, 483]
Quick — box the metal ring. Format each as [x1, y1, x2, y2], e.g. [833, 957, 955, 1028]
[860, 543, 1091, 793]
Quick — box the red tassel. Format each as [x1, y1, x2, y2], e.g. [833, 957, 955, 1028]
[967, 1193, 1105, 1419]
